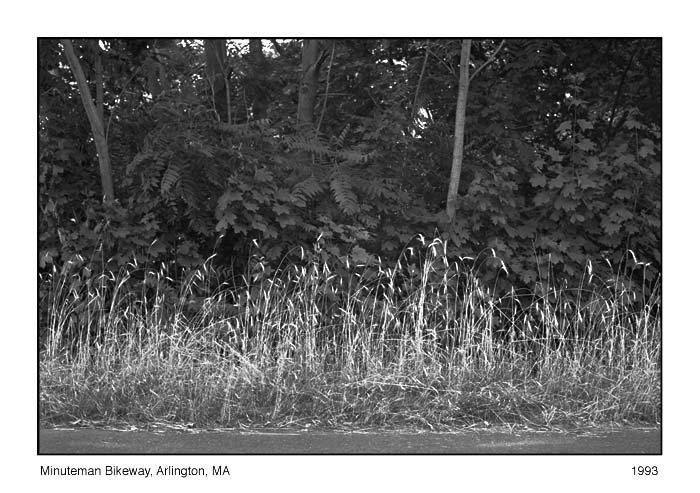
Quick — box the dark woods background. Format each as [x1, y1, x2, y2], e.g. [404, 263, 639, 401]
[38, 38, 661, 304]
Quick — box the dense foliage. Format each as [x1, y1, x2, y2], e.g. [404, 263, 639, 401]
[39, 39, 661, 430]
[39, 38, 661, 298]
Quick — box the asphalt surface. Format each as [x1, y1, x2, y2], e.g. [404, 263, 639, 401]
[39, 427, 660, 454]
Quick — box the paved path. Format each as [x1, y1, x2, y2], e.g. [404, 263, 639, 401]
[39, 427, 660, 454]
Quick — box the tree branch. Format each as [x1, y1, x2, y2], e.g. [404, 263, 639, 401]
[269, 39, 286, 57]
[469, 39, 505, 82]
[411, 42, 431, 121]
[606, 42, 640, 145]
[316, 42, 336, 137]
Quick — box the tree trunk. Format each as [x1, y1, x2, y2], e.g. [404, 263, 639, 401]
[91, 41, 104, 124]
[248, 39, 269, 120]
[445, 39, 472, 224]
[145, 56, 162, 98]
[204, 39, 230, 123]
[297, 39, 320, 130]
[60, 39, 114, 203]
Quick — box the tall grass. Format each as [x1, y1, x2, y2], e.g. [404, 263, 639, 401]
[39, 239, 660, 431]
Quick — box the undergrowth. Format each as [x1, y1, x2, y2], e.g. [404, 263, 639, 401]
[39, 238, 660, 431]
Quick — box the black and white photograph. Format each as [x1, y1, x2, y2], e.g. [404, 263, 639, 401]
[16, 2, 693, 489]
[37, 36, 661, 452]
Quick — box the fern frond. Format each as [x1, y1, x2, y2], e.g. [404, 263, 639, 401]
[160, 160, 181, 195]
[330, 168, 358, 215]
[284, 135, 335, 158]
[203, 159, 228, 187]
[180, 165, 203, 209]
[292, 175, 324, 203]
[126, 150, 151, 175]
[333, 124, 351, 147]
[365, 177, 389, 199]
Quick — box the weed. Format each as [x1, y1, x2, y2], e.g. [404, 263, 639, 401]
[39, 240, 660, 430]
